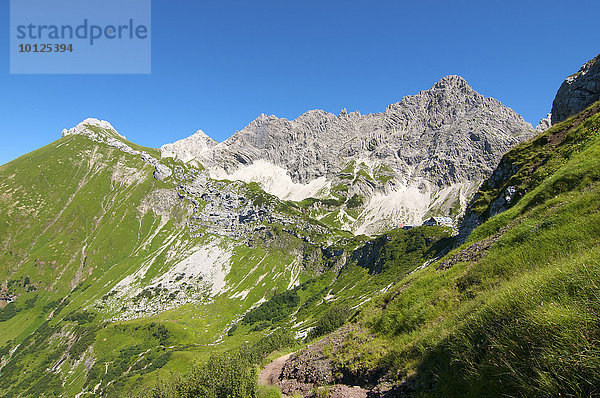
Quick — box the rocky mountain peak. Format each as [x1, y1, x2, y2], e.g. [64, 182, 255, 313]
[551, 53, 600, 124]
[61, 118, 125, 139]
[200, 76, 532, 184]
[298, 109, 330, 119]
[160, 129, 218, 163]
[181, 76, 534, 233]
[432, 75, 471, 91]
[246, 113, 281, 129]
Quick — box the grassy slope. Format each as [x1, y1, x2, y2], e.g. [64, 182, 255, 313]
[0, 132, 455, 397]
[131, 225, 454, 398]
[330, 102, 600, 396]
[0, 135, 310, 396]
[0, 135, 188, 396]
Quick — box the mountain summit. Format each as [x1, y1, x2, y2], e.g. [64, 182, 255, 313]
[61, 118, 125, 140]
[187, 75, 532, 186]
[160, 130, 217, 163]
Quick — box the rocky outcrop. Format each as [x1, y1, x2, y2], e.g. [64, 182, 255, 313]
[153, 164, 172, 181]
[438, 228, 506, 270]
[274, 325, 399, 397]
[277, 325, 355, 395]
[165, 165, 324, 239]
[551, 53, 600, 124]
[536, 113, 552, 132]
[456, 154, 521, 243]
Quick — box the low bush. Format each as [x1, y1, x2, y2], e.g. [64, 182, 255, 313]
[308, 304, 353, 340]
[242, 290, 300, 325]
[0, 303, 20, 322]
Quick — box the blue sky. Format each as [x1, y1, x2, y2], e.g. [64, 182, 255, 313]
[1, 0, 599, 165]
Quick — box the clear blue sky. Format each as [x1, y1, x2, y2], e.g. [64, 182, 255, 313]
[1, 0, 599, 165]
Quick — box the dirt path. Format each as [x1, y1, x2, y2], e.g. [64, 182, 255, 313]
[258, 352, 294, 386]
[258, 351, 370, 398]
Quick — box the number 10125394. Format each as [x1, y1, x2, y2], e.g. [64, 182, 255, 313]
[19, 43, 74, 53]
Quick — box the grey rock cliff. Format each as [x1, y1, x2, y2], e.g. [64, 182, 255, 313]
[552, 53, 600, 124]
[160, 130, 218, 163]
[536, 113, 552, 132]
[194, 75, 533, 188]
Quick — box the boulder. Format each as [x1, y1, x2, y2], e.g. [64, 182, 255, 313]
[551, 53, 600, 124]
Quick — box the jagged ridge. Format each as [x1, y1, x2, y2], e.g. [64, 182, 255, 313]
[187, 76, 532, 186]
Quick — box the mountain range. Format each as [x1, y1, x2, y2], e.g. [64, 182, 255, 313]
[0, 52, 598, 397]
[161, 75, 533, 234]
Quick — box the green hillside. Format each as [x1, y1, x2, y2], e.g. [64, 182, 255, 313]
[138, 104, 600, 397]
[3, 100, 599, 397]
[0, 127, 455, 397]
[299, 102, 600, 396]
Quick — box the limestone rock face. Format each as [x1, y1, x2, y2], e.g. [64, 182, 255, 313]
[62, 118, 125, 140]
[193, 75, 533, 188]
[160, 130, 217, 163]
[153, 164, 173, 181]
[536, 113, 552, 132]
[551, 53, 600, 124]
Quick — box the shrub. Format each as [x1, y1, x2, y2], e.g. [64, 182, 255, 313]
[308, 304, 353, 340]
[145, 351, 257, 398]
[258, 385, 282, 398]
[24, 295, 37, 309]
[227, 324, 238, 336]
[242, 290, 300, 325]
[346, 194, 364, 208]
[148, 322, 170, 344]
[146, 351, 172, 373]
[64, 310, 96, 325]
[69, 327, 97, 360]
[42, 298, 68, 314]
[142, 329, 295, 398]
[251, 321, 271, 332]
[247, 329, 295, 361]
[0, 303, 21, 322]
